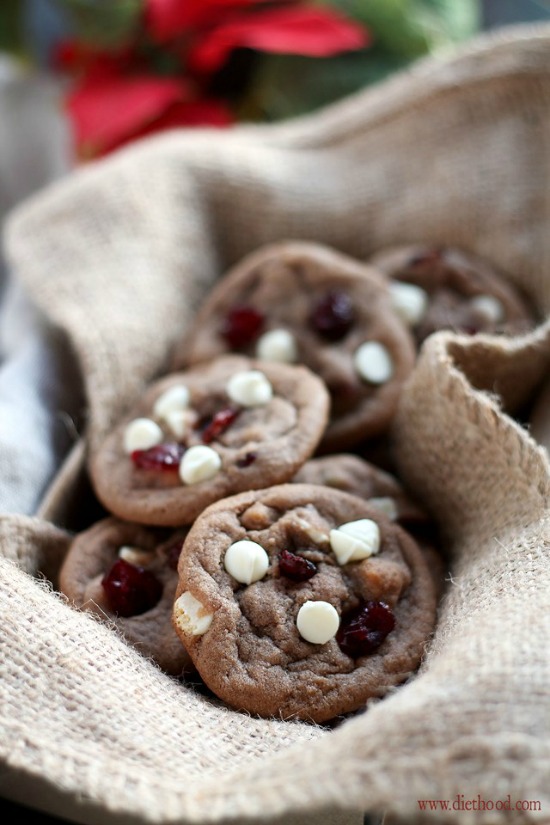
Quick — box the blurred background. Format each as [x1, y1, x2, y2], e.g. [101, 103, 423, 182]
[0, 0, 549, 166]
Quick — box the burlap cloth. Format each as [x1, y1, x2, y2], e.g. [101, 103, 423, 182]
[1, 22, 550, 825]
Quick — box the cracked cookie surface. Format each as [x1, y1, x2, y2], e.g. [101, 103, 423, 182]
[293, 454, 448, 598]
[172, 483, 437, 723]
[369, 244, 536, 345]
[90, 355, 330, 525]
[174, 241, 416, 452]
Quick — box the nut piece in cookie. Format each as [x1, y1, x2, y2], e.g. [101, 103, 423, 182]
[174, 241, 416, 452]
[89, 355, 330, 526]
[59, 517, 190, 676]
[369, 244, 536, 345]
[172, 483, 438, 723]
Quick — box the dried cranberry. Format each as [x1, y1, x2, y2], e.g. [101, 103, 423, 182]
[221, 305, 265, 349]
[201, 407, 240, 444]
[236, 451, 257, 468]
[309, 290, 355, 341]
[336, 600, 395, 658]
[131, 442, 185, 471]
[101, 558, 163, 617]
[278, 548, 317, 582]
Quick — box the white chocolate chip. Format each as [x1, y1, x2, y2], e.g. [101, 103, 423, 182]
[296, 600, 340, 644]
[224, 540, 269, 584]
[123, 418, 163, 454]
[226, 370, 273, 407]
[118, 546, 156, 567]
[179, 445, 221, 485]
[470, 294, 505, 324]
[353, 341, 393, 384]
[173, 591, 213, 636]
[256, 328, 297, 363]
[153, 384, 190, 419]
[389, 281, 428, 326]
[368, 497, 398, 521]
[164, 408, 197, 439]
[329, 519, 381, 565]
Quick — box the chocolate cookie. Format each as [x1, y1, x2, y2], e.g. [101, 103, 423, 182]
[295, 455, 447, 602]
[59, 518, 190, 676]
[90, 355, 330, 526]
[369, 244, 536, 345]
[293, 453, 427, 526]
[174, 241, 416, 452]
[172, 483, 437, 723]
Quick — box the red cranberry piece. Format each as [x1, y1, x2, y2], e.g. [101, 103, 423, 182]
[278, 548, 317, 582]
[309, 290, 355, 341]
[131, 442, 185, 471]
[201, 407, 240, 444]
[336, 600, 395, 658]
[101, 558, 163, 617]
[221, 305, 265, 349]
[236, 451, 257, 468]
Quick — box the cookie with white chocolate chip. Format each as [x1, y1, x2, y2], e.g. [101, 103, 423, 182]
[293, 455, 447, 598]
[369, 244, 536, 345]
[89, 355, 330, 526]
[172, 483, 437, 723]
[173, 241, 416, 452]
[293, 453, 428, 526]
[59, 517, 190, 676]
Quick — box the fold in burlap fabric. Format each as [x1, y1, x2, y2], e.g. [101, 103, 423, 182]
[1, 23, 550, 825]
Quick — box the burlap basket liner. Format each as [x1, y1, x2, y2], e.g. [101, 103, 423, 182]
[1, 22, 550, 825]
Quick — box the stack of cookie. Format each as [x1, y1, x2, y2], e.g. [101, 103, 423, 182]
[59, 241, 535, 724]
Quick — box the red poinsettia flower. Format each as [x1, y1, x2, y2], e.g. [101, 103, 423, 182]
[145, 0, 285, 41]
[58, 0, 370, 160]
[186, 5, 370, 75]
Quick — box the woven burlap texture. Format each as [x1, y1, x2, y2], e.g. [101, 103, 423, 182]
[2, 22, 550, 825]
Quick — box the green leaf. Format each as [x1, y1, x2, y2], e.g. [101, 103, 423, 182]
[0, 0, 25, 55]
[53, 0, 143, 48]
[240, 50, 409, 122]
[314, 0, 481, 56]
[241, 0, 483, 123]
[421, 0, 482, 42]
[325, 0, 433, 58]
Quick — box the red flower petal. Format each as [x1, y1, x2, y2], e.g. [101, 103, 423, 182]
[53, 40, 137, 79]
[188, 6, 370, 75]
[146, 0, 273, 42]
[136, 98, 234, 135]
[52, 40, 84, 71]
[66, 74, 190, 157]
